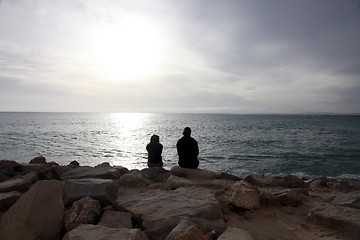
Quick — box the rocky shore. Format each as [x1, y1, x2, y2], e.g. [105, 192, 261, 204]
[0, 157, 360, 240]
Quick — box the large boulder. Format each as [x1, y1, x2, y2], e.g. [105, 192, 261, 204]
[217, 227, 254, 240]
[61, 166, 120, 180]
[0, 175, 33, 193]
[99, 210, 133, 228]
[229, 181, 260, 210]
[170, 166, 220, 180]
[0, 160, 21, 178]
[63, 196, 101, 232]
[260, 188, 306, 207]
[244, 174, 305, 188]
[0, 191, 21, 210]
[62, 224, 147, 240]
[332, 191, 360, 209]
[308, 205, 360, 238]
[29, 156, 47, 164]
[63, 178, 118, 206]
[118, 170, 152, 187]
[0, 180, 64, 240]
[115, 186, 226, 239]
[140, 167, 170, 182]
[165, 218, 210, 240]
[163, 175, 194, 190]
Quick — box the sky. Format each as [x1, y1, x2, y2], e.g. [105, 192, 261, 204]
[0, 0, 360, 114]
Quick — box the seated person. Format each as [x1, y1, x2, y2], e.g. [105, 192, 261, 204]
[176, 127, 199, 168]
[146, 134, 163, 167]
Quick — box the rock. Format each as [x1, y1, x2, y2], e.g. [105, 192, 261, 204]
[61, 166, 121, 180]
[197, 179, 228, 191]
[337, 178, 360, 193]
[115, 186, 226, 239]
[164, 175, 194, 190]
[113, 166, 130, 176]
[63, 178, 118, 206]
[18, 164, 61, 180]
[29, 156, 47, 164]
[332, 191, 360, 209]
[141, 167, 170, 182]
[99, 210, 133, 228]
[309, 205, 360, 239]
[260, 189, 305, 207]
[0, 175, 33, 193]
[62, 224, 148, 240]
[243, 174, 305, 188]
[119, 170, 152, 187]
[170, 166, 220, 180]
[229, 182, 260, 209]
[0, 180, 64, 240]
[96, 162, 111, 167]
[0, 160, 21, 178]
[0, 191, 21, 210]
[69, 161, 80, 167]
[218, 172, 241, 181]
[217, 227, 254, 240]
[165, 218, 210, 240]
[64, 196, 101, 232]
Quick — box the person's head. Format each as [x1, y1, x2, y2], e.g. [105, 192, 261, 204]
[150, 134, 160, 144]
[182, 127, 192, 137]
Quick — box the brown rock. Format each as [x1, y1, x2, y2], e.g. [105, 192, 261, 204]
[63, 178, 118, 206]
[29, 156, 47, 164]
[165, 218, 210, 240]
[217, 227, 254, 240]
[309, 205, 360, 238]
[0, 180, 64, 240]
[170, 166, 220, 180]
[64, 196, 101, 232]
[62, 224, 148, 240]
[115, 186, 225, 239]
[119, 170, 152, 187]
[230, 182, 260, 209]
[99, 210, 133, 229]
[0, 175, 33, 193]
[0, 191, 21, 210]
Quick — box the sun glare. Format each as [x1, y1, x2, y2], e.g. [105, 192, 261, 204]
[90, 16, 164, 81]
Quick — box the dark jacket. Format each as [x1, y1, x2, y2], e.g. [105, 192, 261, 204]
[176, 136, 199, 168]
[146, 142, 163, 166]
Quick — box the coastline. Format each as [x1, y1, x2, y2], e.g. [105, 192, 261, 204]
[1, 157, 360, 240]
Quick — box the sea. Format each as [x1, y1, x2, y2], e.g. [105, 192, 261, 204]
[1, 112, 359, 179]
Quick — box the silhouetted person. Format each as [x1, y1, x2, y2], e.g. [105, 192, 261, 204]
[176, 127, 199, 168]
[146, 135, 163, 167]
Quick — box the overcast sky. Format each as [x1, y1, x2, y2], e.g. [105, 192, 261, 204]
[1, 0, 359, 114]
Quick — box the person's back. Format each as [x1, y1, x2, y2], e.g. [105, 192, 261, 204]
[146, 135, 163, 167]
[176, 127, 199, 168]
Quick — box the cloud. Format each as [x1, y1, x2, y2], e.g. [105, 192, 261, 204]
[0, 0, 359, 113]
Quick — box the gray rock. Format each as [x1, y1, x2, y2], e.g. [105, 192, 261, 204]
[309, 205, 360, 238]
[0, 175, 33, 193]
[170, 166, 220, 180]
[115, 186, 226, 239]
[333, 191, 360, 209]
[99, 210, 133, 228]
[0, 180, 64, 240]
[260, 188, 305, 207]
[163, 175, 194, 190]
[165, 218, 210, 240]
[119, 170, 152, 187]
[61, 166, 121, 180]
[217, 227, 254, 240]
[63, 178, 118, 206]
[0, 191, 21, 210]
[230, 181, 260, 209]
[141, 167, 170, 182]
[62, 224, 148, 240]
[64, 196, 101, 232]
[244, 174, 305, 188]
[0, 160, 20, 178]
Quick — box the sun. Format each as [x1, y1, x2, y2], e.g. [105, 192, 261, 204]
[90, 16, 164, 81]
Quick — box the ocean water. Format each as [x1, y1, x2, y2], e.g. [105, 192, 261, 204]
[1, 112, 359, 179]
